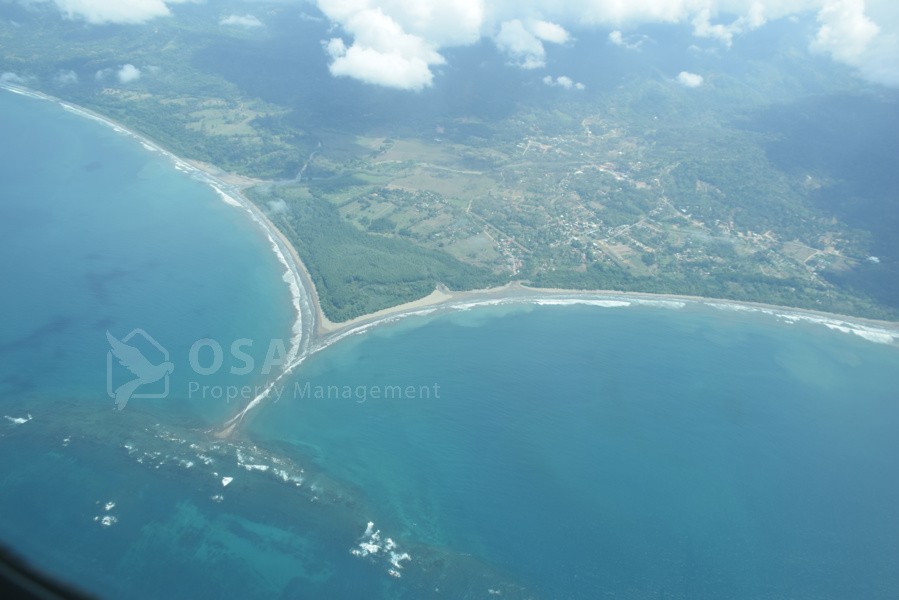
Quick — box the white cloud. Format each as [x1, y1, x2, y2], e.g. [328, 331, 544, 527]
[316, 0, 487, 90]
[609, 30, 648, 50]
[531, 20, 570, 44]
[311, 1, 899, 89]
[809, 0, 899, 86]
[55, 69, 78, 85]
[322, 6, 445, 91]
[1, 71, 30, 84]
[325, 37, 346, 59]
[543, 75, 585, 90]
[268, 199, 288, 214]
[220, 14, 263, 28]
[690, 5, 768, 47]
[328, 41, 439, 90]
[812, 0, 879, 62]
[117, 64, 141, 83]
[495, 19, 546, 69]
[855, 31, 899, 87]
[316, 1, 579, 88]
[44, 0, 196, 25]
[677, 71, 704, 87]
[22, 0, 899, 90]
[543, 75, 587, 90]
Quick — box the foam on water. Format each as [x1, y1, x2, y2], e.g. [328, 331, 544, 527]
[4, 414, 32, 425]
[632, 298, 687, 309]
[350, 521, 413, 578]
[221, 289, 895, 427]
[242, 464, 270, 472]
[94, 515, 117, 527]
[706, 301, 898, 345]
[4, 81, 897, 597]
[251, 300, 899, 598]
[534, 298, 632, 308]
[3, 86, 310, 395]
[210, 184, 243, 208]
[822, 322, 896, 344]
[185, 175, 307, 370]
[1, 84, 44, 99]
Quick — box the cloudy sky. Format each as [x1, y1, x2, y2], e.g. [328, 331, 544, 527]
[30, 0, 899, 90]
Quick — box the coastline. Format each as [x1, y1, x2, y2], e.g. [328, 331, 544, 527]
[0, 82, 317, 354]
[1, 83, 316, 437]
[5, 82, 898, 436]
[315, 281, 899, 348]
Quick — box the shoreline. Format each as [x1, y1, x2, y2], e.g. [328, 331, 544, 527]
[6, 82, 895, 338]
[1, 83, 317, 437]
[315, 281, 899, 348]
[5, 82, 898, 435]
[0, 83, 317, 348]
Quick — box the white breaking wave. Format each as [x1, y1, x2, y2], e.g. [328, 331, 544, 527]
[632, 299, 687, 309]
[822, 322, 897, 345]
[272, 468, 303, 485]
[706, 302, 757, 313]
[1, 84, 45, 100]
[453, 298, 516, 311]
[270, 237, 304, 366]
[351, 521, 412, 577]
[94, 515, 118, 527]
[204, 183, 304, 371]
[389, 551, 411, 569]
[706, 302, 898, 346]
[210, 184, 243, 208]
[9, 85, 312, 399]
[4, 414, 32, 425]
[242, 464, 269, 472]
[533, 298, 631, 308]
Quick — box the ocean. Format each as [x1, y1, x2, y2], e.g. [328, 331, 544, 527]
[1, 88, 898, 599]
[0, 87, 297, 425]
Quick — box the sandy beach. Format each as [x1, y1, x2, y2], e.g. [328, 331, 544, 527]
[316, 280, 899, 346]
[5, 82, 894, 341]
[6, 81, 897, 438]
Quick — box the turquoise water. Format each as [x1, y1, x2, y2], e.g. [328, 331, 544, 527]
[2, 88, 899, 599]
[251, 304, 899, 598]
[0, 89, 295, 424]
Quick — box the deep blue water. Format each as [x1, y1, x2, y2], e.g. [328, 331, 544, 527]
[1, 89, 899, 599]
